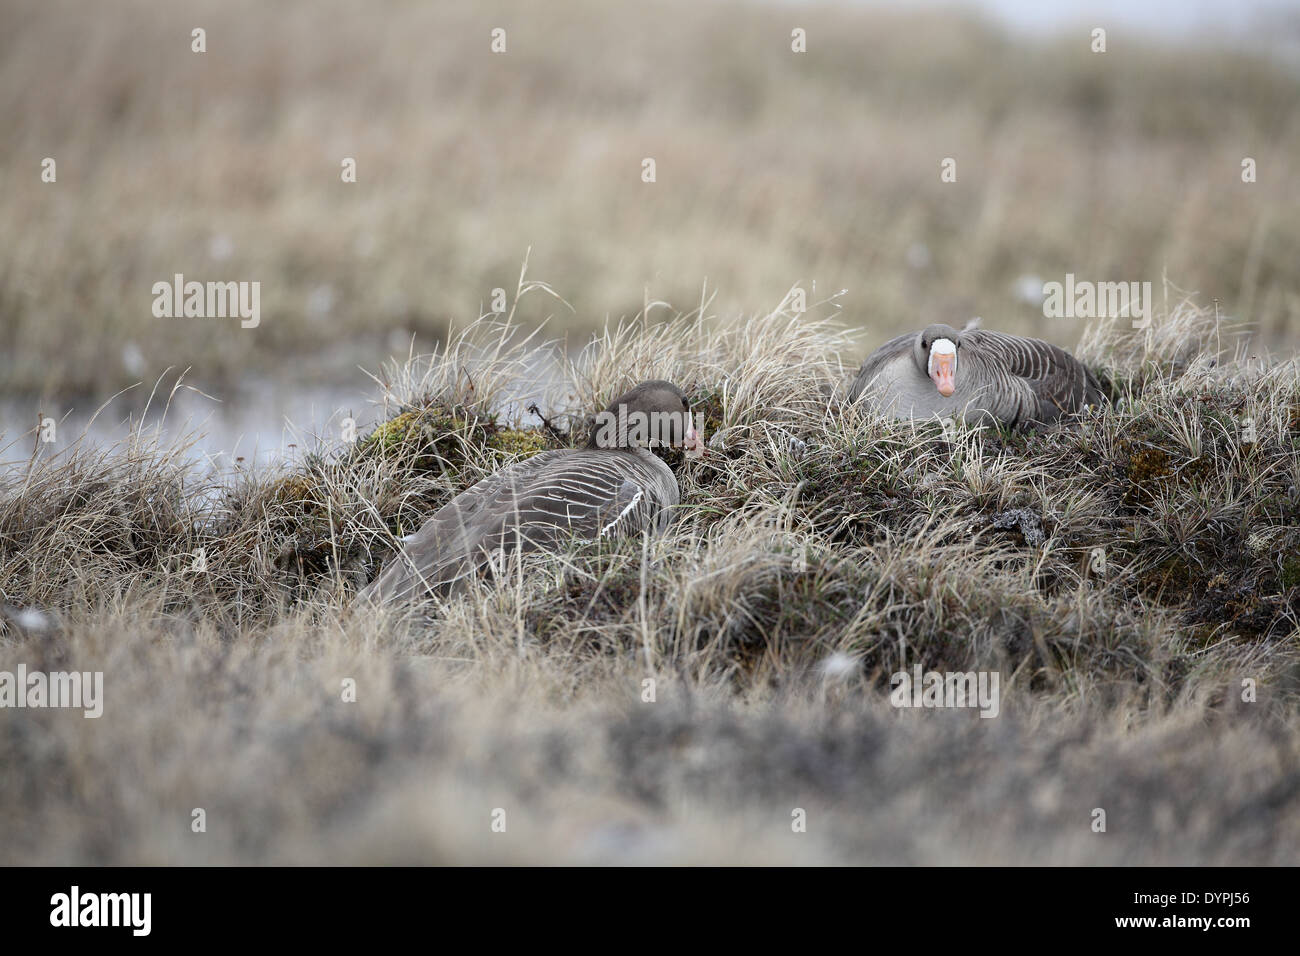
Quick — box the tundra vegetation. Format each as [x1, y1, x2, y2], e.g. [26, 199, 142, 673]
[1, 285, 1297, 864]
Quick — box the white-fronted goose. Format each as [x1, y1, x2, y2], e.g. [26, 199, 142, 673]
[847, 323, 1105, 427]
[358, 381, 701, 604]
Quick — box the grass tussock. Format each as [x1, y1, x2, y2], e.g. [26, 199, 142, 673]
[2, 285, 1299, 864]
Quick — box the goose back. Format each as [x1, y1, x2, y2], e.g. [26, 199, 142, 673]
[359, 445, 678, 604]
[960, 329, 1105, 424]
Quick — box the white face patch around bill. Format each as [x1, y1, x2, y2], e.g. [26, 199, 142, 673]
[927, 337, 957, 376]
[927, 337, 958, 396]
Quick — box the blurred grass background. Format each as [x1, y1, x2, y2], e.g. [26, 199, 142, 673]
[1, 0, 1298, 402]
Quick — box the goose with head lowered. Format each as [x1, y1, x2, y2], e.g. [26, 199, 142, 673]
[847, 323, 1105, 428]
[358, 380, 701, 604]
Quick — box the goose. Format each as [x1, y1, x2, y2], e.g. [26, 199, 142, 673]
[358, 380, 701, 604]
[847, 323, 1105, 427]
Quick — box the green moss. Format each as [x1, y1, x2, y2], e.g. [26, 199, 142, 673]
[364, 410, 425, 451]
[269, 474, 321, 508]
[1126, 446, 1172, 485]
[1141, 556, 1197, 597]
[1121, 444, 1173, 506]
[487, 428, 550, 459]
[1282, 557, 1300, 590]
[358, 404, 502, 474]
[690, 388, 726, 444]
[1119, 438, 1217, 502]
[1183, 456, 1213, 484]
[363, 409, 477, 452]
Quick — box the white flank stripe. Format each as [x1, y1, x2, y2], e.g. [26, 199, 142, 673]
[599, 488, 643, 538]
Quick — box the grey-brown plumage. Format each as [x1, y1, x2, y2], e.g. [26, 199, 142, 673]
[358, 381, 699, 604]
[847, 323, 1105, 428]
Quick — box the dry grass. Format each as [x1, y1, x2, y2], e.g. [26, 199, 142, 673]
[2, 285, 1298, 864]
[3, 0, 1298, 865]
[2, 0, 1298, 400]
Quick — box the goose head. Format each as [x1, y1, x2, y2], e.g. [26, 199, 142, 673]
[588, 380, 703, 452]
[913, 324, 962, 397]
